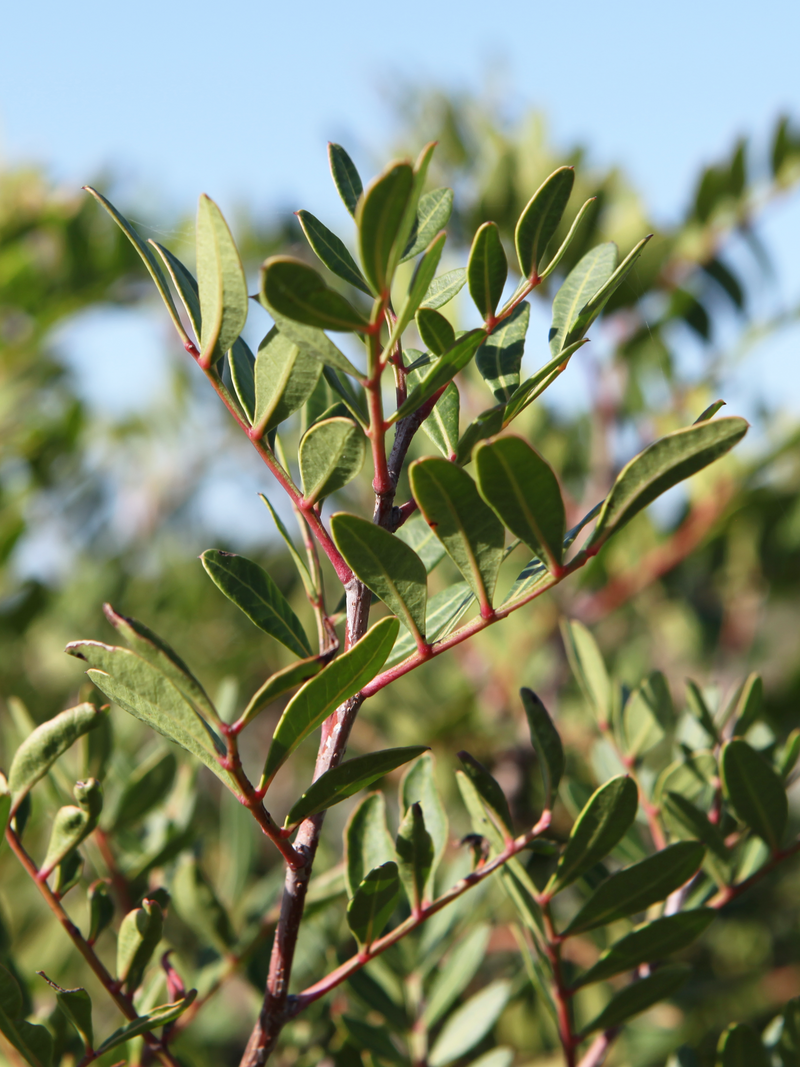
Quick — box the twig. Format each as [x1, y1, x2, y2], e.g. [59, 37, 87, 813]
[577, 1028, 620, 1067]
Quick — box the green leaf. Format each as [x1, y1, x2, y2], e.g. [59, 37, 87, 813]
[261, 617, 399, 787]
[546, 775, 638, 894]
[102, 603, 219, 723]
[116, 898, 163, 994]
[347, 861, 401, 948]
[685, 680, 719, 744]
[253, 325, 324, 436]
[468, 1050, 514, 1067]
[88, 880, 114, 943]
[560, 619, 611, 723]
[296, 210, 371, 294]
[538, 197, 596, 282]
[286, 746, 428, 827]
[417, 380, 459, 459]
[328, 143, 363, 218]
[575, 910, 715, 988]
[520, 689, 564, 806]
[259, 493, 315, 597]
[0, 963, 53, 1067]
[662, 792, 731, 884]
[732, 672, 763, 736]
[467, 222, 508, 319]
[172, 856, 235, 952]
[422, 268, 467, 310]
[341, 1015, 405, 1065]
[563, 842, 705, 935]
[502, 338, 587, 425]
[456, 405, 506, 466]
[654, 751, 717, 810]
[549, 243, 617, 356]
[331, 513, 427, 641]
[721, 738, 788, 850]
[588, 417, 748, 550]
[694, 399, 727, 423]
[43, 780, 103, 872]
[779, 997, 800, 1067]
[261, 256, 368, 332]
[401, 752, 448, 890]
[239, 656, 326, 729]
[39, 977, 93, 1051]
[409, 458, 504, 606]
[201, 549, 311, 658]
[423, 924, 491, 1027]
[717, 1023, 771, 1067]
[7, 703, 105, 809]
[392, 330, 484, 423]
[384, 581, 474, 669]
[94, 994, 196, 1058]
[458, 752, 513, 836]
[581, 964, 691, 1036]
[416, 307, 455, 355]
[622, 674, 671, 758]
[428, 980, 512, 1067]
[457, 769, 505, 853]
[396, 802, 435, 910]
[502, 503, 603, 606]
[401, 187, 454, 262]
[0, 776, 9, 855]
[392, 232, 447, 344]
[395, 513, 447, 573]
[515, 166, 575, 279]
[258, 295, 362, 378]
[196, 194, 248, 363]
[346, 965, 408, 1031]
[345, 792, 395, 898]
[357, 162, 414, 293]
[229, 336, 256, 423]
[476, 302, 529, 404]
[299, 417, 366, 504]
[474, 435, 565, 571]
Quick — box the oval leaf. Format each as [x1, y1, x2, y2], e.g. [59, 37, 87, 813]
[328, 143, 363, 218]
[346, 861, 401, 948]
[428, 980, 512, 1067]
[253, 325, 323, 436]
[238, 656, 326, 729]
[357, 162, 414, 293]
[520, 689, 564, 806]
[468, 222, 508, 320]
[515, 166, 575, 279]
[7, 703, 105, 809]
[196, 194, 248, 363]
[299, 417, 366, 504]
[345, 792, 395, 898]
[476, 301, 530, 404]
[261, 256, 368, 332]
[457, 752, 513, 835]
[416, 307, 456, 356]
[580, 964, 690, 1036]
[296, 210, 371, 294]
[721, 738, 788, 851]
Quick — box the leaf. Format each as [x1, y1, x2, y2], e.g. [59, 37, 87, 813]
[456, 405, 506, 466]
[239, 656, 326, 729]
[422, 268, 468, 309]
[392, 329, 484, 422]
[298, 417, 366, 504]
[328, 143, 363, 218]
[395, 802, 434, 910]
[88, 880, 114, 943]
[468, 222, 508, 319]
[401, 187, 454, 261]
[476, 302, 530, 404]
[296, 210, 371, 294]
[545, 775, 638, 894]
[201, 549, 311, 658]
[0, 963, 53, 1067]
[515, 166, 575, 278]
[575, 910, 715, 988]
[549, 243, 618, 356]
[341, 1015, 405, 1065]
[457, 769, 505, 853]
[259, 493, 315, 597]
[384, 581, 474, 669]
[261, 617, 399, 787]
[423, 924, 491, 1027]
[520, 689, 564, 806]
[428, 980, 512, 1067]
[409, 458, 505, 606]
[347, 861, 401, 947]
[694, 398, 727, 424]
[401, 752, 448, 886]
[622, 673, 671, 758]
[196, 194, 248, 363]
[418, 381, 459, 459]
[474, 434, 565, 571]
[346, 966, 408, 1031]
[560, 619, 611, 723]
[116, 898, 163, 993]
[538, 197, 597, 282]
[721, 738, 788, 850]
[732, 672, 763, 736]
[7, 703, 105, 809]
[172, 856, 235, 952]
[685, 680, 720, 744]
[717, 1023, 771, 1067]
[229, 336, 257, 423]
[148, 240, 202, 339]
[779, 997, 800, 1067]
[416, 307, 455, 355]
[258, 297, 362, 379]
[395, 513, 446, 574]
[357, 162, 414, 293]
[581, 964, 691, 1036]
[94, 994, 196, 1057]
[663, 792, 730, 862]
[253, 325, 324, 436]
[36, 974, 93, 1050]
[458, 752, 513, 836]
[261, 256, 368, 332]
[286, 747, 428, 827]
[102, 604, 219, 723]
[391, 232, 447, 344]
[563, 842, 705, 935]
[345, 792, 395, 898]
[502, 337, 588, 425]
[502, 503, 603, 606]
[43, 781, 103, 872]
[588, 417, 748, 549]
[468, 1050, 514, 1067]
[331, 513, 428, 642]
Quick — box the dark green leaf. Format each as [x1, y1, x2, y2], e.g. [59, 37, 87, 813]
[148, 239, 202, 341]
[328, 143, 363, 218]
[116, 898, 163, 994]
[457, 769, 505, 852]
[228, 336, 256, 423]
[779, 996, 800, 1067]
[428, 980, 512, 1067]
[396, 802, 434, 910]
[410, 458, 504, 607]
[395, 513, 447, 573]
[401, 188, 454, 262]
[468, 222, 508, 320]
[422, 268, 467, 310]
[347, 861, 401, 948]
[7, 703, 105, 809]
[476, 302, 529, 404]
[458, 752, 513, 836]
[562, 236, 652, 351]
[546, 775, 638, 894]
[515, 167, 575, 279]
[401, 752, 448, 890]
[560, 619, 611, 723]
[663, 792, 730, 861]
[717, 1023, 770, 1067]
[345, 792, 395, 898]
[261, 257, 368, 332]
[296, 210, 371, 294]
[94, 994, 196, 1057]
[341, 1015, 405, 1065]
[258, 298, 362, 378]
[416, 307, 456, 355]
[0, 776, 9, 854]
[384, 581, 474, 669]
[455, 405, 505, 465]
[588, 417, 749, 550]
[392, 330, 484, 422]
[357, 162, 414, 293]
[502, 338, 587, 425]
[346, 966, 408, 1031]
[391, 232, 447, 343]
[261, 617, 399, 787]
[694, 399, 727, 424]
[253, 325, 324, 436]
[575, 910, 715, 988]
[172, 857, 235, 952]
[685, 680, 719, 744]
[331, 513, 428, 642]
[0, 963, 53, 1067]
[239, 656, 326, 729]
[88, 880, 114, 943]
[721, 738, 788, 850]
[299, 417, 366, 504]
[196, 194, 248, 363]
[549, 243, 617, 356]
[423, 924, 491, 1027]
[581, 964, 690, 1036]
[520, 689, 564, 806]
[732, 672, 763, 736]
[37, 976, 93, 1050]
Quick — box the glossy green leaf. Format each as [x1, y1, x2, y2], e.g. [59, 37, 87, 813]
[410, 458, 504, 606]
[717, 1023, 771, 1067]
[401, 752, 448, 889]
[357, 162, 414, 293]
[455, 405, 506, 465]
[296, 210, 371, 294]
[261, 617, 399, 787]
[560, 618, 611, 723]
[347, 861, 401, 948]
[476, 302, 529, 404]
[7, 703, 105, 809]
[546, 775, 638, 894]
[721, 738, 788, 850]
[88, 880, 114, 943]
[395, 802, 434, 910]
[196, 194, 248, 363]
[95, 994, 196, 1058]
[428, 980, 512, 1067]
[253, 325, 324, 436]
[201, 549, 311, 657]
[550, 242, 617, 356]
[474, 435, 565, 571]
[102, 603, 219, 723]
[468, 222, 508, 320]
[423, 924, 491, 1027]
[0, 963, 53, 1067]
[502, 338, 587, 425]
[331, 512, 427, 641]
[422, 268, 467, 310]
[520, 689, 564, 806]
[395, 513, 447, 573]
[286, 746, 427, 827]
[575, 910, 715, 988]
[581, 964, 690, 1036]
[392, 329, 484, 423]
[341, 1015, 405, 1065]
[229, 337, 257, 423]
[239, 656, 326, 729]
[37, 976, 93, 1050]
[458, 752, 513, 836]
[43, 779, 103, 872]
[345, 792, 395, 898]
[384, 581, 474, 669]
[328, 143, 363, 217]
[116, 898, 163, 993]
[731, 672, 763, 736]
[299, 417, 366, 504]
[401, 187, 454, 262]
[515, 166, 575, 278]
[261, 256, 368, 333]
[172, 856, 235, 952]
[563, 842, 705, 935]
[416, 307, 455, 355]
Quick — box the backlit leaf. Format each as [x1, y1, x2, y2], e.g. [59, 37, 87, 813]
[468, 222, 508, 319]
[253, 325, 323, 436]
[299, 417, 366, 504]
[401, 187, 454, 262]
[422, 268, 467, 310]
[476, 302, 529, 404]
[502, 338, 587, 425]
[515, 166, 575, 279]
[196, 194, 248, 363]
[419, 380, 460, 459]
[396, 802, 434, 910]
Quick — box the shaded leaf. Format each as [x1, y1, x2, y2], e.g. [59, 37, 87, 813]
[329, 143, 363, 217]
[717, 1023, 770, 1067]
[391, 232, 447, 343]
[428, 980, 511, 1067]
[0, 963, 53, 1067]
[116, 898, 163, 994]
[229, 337, 256, 423]
[549, 243, 617, 357]
[422, 268, 467, 310]
[393, 330, 484, 422]
[685, 680, 719, 744]
[253, 325, 324, 436]
[299, 417, 366, 504]
[468, 222, 508, 319]
[458, 752, 513, 835]
[396, 802, 434, 910]
[731, 672, 763, 736]
[457, 769, 505, 853]
[401, 752, 448, 892]
[345, 792, 395, 899]
[515, 166, 575, 278]
[296, 210, 371, 294]
[88, 880, 114, 943]
[148, 239, 202, 340]
[520, 689, 564, 805]
[401, 187, 454, 261]
[395, 513, 447, 573]
[7, 703, 105, 808]
[581, 965, 691, 1036]
[172, 857, 235, 953]
[538, 196, 596, 281]
[423, 924, 491, 1027]
[238, 656, 326, 729]
[721, 738, 788, 850]
[341, 1015, 404, 1065]
[347, 861, 401, 948]
[357, 162, 414, 293]
[258, 297, 362, 378]
[455, 405, 506, 465]
[37, 975, 93, 1050]
[560, 619, 611, 723]
[196, 194, 248, 363]
[694, 399, 727, 424]
[476, 302, 529, 403]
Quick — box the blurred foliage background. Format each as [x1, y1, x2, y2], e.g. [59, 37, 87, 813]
[2, 93, 800, 1066]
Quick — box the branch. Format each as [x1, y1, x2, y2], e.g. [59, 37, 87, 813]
[577, 1029, 620, 1067]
